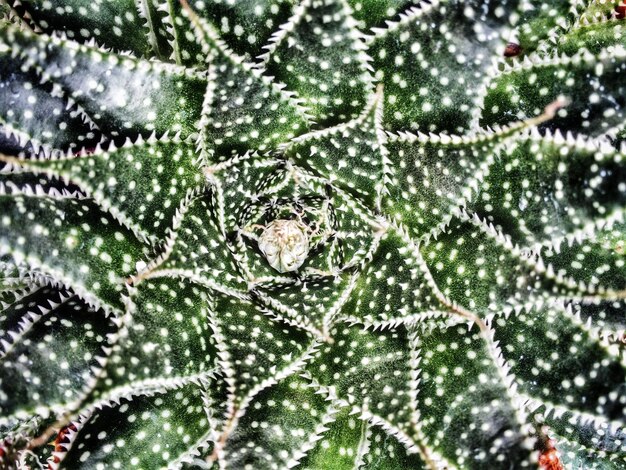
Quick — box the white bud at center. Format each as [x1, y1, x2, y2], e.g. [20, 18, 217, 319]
[258, 219, 310, 273]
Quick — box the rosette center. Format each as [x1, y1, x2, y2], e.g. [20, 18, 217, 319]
[258, 219, 310, 273]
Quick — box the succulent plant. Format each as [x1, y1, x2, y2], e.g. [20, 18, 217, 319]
[1, 0, 626, 468]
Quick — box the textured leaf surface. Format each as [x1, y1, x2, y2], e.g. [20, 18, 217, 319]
[0, 192, 146, 313]
[3, 25, 207, 140]
[471, 130, 626, 249]
[60, 383, 212, 469]
[261, 0, 372, 126]
[414, 321, 535, 468]
[341, 231, 444, 327]
[94, 277, 215, 401]
[219, 375, 338, 469]
[419, 215, 546, 318]
[347, 0, 418, 29]
[0, 54, 99, 155]
[369, 0, 515, 133]
[306, 323, 417, 438]
[6, 0, 154, 56]
[285, 88, 387, 207]
[482, 47, 626, 138]
[144, 193, 247, 294]
[5, 137, 206, 242]
[494, 303, 626, 421]
[194, 19, 310, 158]
[0, 290, 115, 424]
[360, 425, 427, 469]
[210, 294, 314, 407]
[193, 0, 295, 58]
[384, 131, 493, 239]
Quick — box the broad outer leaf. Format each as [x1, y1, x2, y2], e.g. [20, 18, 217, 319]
[0, 191, 146, 313]
[261, 0, 372, 127]
[384, 131, 493, 240]
[369, 0, 515, 133]
[540, 222, 626, 296]
[482, 46, 626, 138]
[0, 54, 99, 155]
[3, 25, 207, 141]
[0, 290, 115, 425]
[471, 130, 626, 250]
[419, 215, 547, 319]
[8, 136, 206, 243]
[6, 0, 154, 57]
[493, 302, 626, 421]
[94, 278, 216, 401]
[59, 383, 213, 469]
[414, 320, 535, 468]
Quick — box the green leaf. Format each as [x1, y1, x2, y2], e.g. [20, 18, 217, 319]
[493, 302, 626, 420]
[219, 374, 341, 469]
[384, 131, 498, 240]
[420, 214, 551, 319]
[0, 290, 115, 426]
[0, 284, 61, 353]
[540, 222, 626, 295]
[512, 0, 574, 53]
[137, 0, 177, 61]
[58, 383, 214, 469]
[285, 87, 389, 208]
[347, 0, 419, 30]
[142, 193, 247, 295]
[188, 0, 296, 59]
[187, 15, 311, 159]
[414, 320, 535, 468]
[254, 274, 356, 338]
[293, 174, 383, 274]
[0, 165, 86, 199]
[260, 0, 372, 127]
[471, 130, 626, 249]
[555, 432, 626, 469]
[208, 153, 285, 234]
[482, 46, 626, 138]
[557, 17, 626, 55]
[2, 25, 207, 140]
[360, 425, 428, 469]
[571, 298, 626, 341]
[297, 408, 371, 469]
[4, 135, 206, 243]
[0, 190, 147, 313]
[6, 0, 154, 57]
[212, 154, 382, 288]
[368, 0, 514, 133]
[341, 230, 445, 328]
[0, 54, 100, 155]
[579, 0, 624, 24]
[306, 323, 418, 439]
[210, 294, 316, 407]
[92, 278, 216, 402]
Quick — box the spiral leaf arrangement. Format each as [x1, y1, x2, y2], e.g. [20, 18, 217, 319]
[0, 0, 626, 468]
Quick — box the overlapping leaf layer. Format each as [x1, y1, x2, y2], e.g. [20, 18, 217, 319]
[0, 0, 625, 468]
